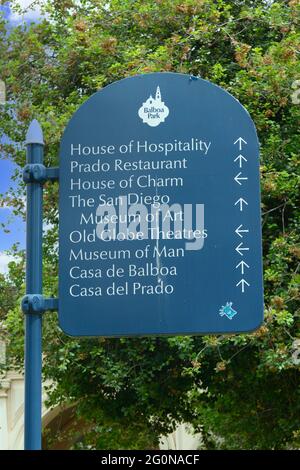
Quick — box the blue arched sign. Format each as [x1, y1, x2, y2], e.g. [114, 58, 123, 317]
[58, 72, 263, 336]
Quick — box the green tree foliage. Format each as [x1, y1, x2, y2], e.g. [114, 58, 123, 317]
[0, 271, 17, 321]
[0, 0, 300, 449]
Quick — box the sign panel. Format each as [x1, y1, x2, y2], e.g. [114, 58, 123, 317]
[58, 72, 263, 336]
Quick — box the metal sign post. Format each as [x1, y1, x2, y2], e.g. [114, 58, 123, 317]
[22, 120, 58, 450]
[23, 120, 44, 450]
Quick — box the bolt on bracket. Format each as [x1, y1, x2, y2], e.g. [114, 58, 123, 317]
[21, 295, 58, 314]
[23, 164, 59, 184]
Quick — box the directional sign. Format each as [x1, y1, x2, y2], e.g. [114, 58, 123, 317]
[234, 154, 247, 168]
[58, 72, 263, 336]
[234, 172, 248, 186]
[235, 224, 249, 238]
[234, 137, 247, 151]
[236, 260, 250, 275]
[235, 197, 248, 211]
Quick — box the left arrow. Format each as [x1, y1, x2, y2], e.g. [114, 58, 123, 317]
[234, 172, 248, 186]
[235, 242, 250, 256]
[235, 224, 249, 238]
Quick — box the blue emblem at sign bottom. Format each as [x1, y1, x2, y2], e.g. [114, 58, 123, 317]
[219, 302, 237, 320]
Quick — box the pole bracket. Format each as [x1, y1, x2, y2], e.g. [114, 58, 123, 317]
[21, 295, 58, 314]
[23, 164, 59, 184]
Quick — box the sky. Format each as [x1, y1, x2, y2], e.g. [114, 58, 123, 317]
[2, 1, 43, 23]
[0, 2, 43, 273]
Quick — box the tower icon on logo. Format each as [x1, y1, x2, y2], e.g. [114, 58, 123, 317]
[138, 86, 169, 127]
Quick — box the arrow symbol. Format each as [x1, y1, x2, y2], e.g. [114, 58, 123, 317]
[236, 278, 250, 293]
[234, 137, 247, 151]
[235, 224, 249, 238]
[234, 154, 247, 168]
[235, 242, 250, 256]
[235, 260, 250, 275]
[235, 197, 248, 211]
[234, 172, 248, 186]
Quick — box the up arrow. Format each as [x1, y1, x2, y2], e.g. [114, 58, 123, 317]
[235, 224, 249, 238]
[236, 278, 250, 293]
[235, 242, 249, 256]
[234, 172, 248, 186]
[235, 197, 248, 211]
[234, 154, 247, 168]
[234, 137, 247, 151]
[235, 260, 250, 275]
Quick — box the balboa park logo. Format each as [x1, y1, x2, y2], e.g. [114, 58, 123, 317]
[138, 86, 169, 127]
